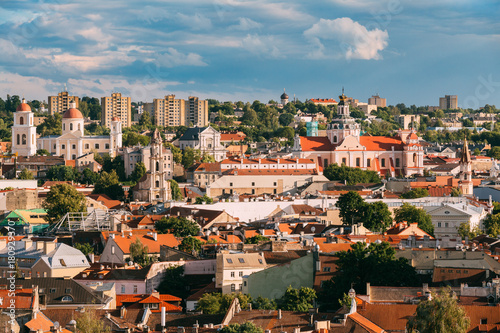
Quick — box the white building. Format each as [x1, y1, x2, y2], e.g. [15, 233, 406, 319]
[179, 126, 227, 161]
[12, 99, 37, 156]
[215, 252, 267, 294]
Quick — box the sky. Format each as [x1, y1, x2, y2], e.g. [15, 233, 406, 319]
[0, 0, 499, 108]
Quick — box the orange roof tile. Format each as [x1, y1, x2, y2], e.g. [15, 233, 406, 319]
[223, 169, 318, 176]
[314, 238, 353, 253]
[359, 136, 404, 151]
[195, 162, 221, 172]
[299, 136, 334, 151]
[348, 312, 385, 333]
[25, 312, 54, 332]
[220, 133, 246, 142]
[112, 233, 179, 254]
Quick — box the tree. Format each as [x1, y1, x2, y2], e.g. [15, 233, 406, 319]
[82, 168, 99, 185]
[123, 132, 150, 147]
[196, 293, 252, 314]
[336, 191, 366, 225]
[278, 113, 294, 126]
[220, 322, 263, 333]
[76, 307, 110, 333]
[473, 148, 481, 156]
[129, 237, 152, 266]
[252, 296, 277, 310]
[93, 170, 124, 200]
[361, 201, 393, 233]
[139, 110, 152, 127]
[279, 286, 316, 312]
[179, 236, 204, 254]
[201, 153, 216, 163]
[36, 149, 50, 156]
[407, 287, 470, 333]
[46, 165, 79, 181]
[483, 213, 500, 237]
[400, 188, 429, 199]
[195, 194, 214, 204]
[394, 203, 434, 236]
[450, 187, 462, 197]
[489, 146, 500, 160]
[18, 168, 34, 180]
[130, 162, 146, 183]
[182, 147, 201, 169]
[168, 179, 183, 201]
[245, 235, 270, 244]
[457, 222, 481, 240]
[73, 242, 94, 255]
[166, 143, 182, 164]
[43, 184, 86, 224]
[37, 113, 62, 136]
[324, 163, 381, 185]
[155, 216, 200, 237]
[157, 265, 189, 299]
[320, 242, 418, 310]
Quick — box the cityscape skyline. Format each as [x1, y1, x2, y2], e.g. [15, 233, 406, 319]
[0, 0, 499, 107]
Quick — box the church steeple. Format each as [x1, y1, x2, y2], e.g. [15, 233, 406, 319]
[459, 137, 473, 196]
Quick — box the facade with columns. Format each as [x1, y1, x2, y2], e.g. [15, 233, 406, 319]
[34, 103, 122, 159]
[12, 99, 37, 156]
[292, 91, 424, 177]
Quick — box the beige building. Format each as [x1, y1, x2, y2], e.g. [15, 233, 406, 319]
[439, 95, 458, 110]
[368, 95, 387, 107]
[147, 95, 209, 127]
[216, 252, 267, 294]
[101, 93, 131, 128]
[48, 91, 80, 115]
[396, 114, 421, 130]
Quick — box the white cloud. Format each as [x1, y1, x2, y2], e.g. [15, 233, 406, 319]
[156, 48, 207, 67]
[231, 17, 262, 30]
[241, 34, 282, 58]
[304, 17, 389, 60]
[177, 13, 212, 31]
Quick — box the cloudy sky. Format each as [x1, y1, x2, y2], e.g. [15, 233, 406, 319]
[0, 0, 499, 107]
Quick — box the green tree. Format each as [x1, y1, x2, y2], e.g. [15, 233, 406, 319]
[76, 307, 110, 333]
[37, 113, 62, 136]
[245, 234, 270, 244]
[182, 147, 201, 169]
[18, 168, 34, 180]
[36, 149, 50, 156]
[168, 179, 183, 201]
[93, 170, 124, 200]
[43, 184, 86, 224]
[400, 188, 429, 199]
[139, 111, 152, 127]
[457, 222, 481, 240]
[155, 216, 200, 237]
[196, 293, 252, 314]
[320, 242, 418, 310]
[201, 153, 216, 163]
[220, 322, 263, 333]
[407, 287, 470, 333]
[473, 148, 481, 156]
[123, 132, 150, 147]
[129, 237, 152, 267]
[450, 187, 462, 197]
[179, 236, 204, 254]
[252, 296, 277, 310]
[394, 203, 434, 236]
[73, 242, 94, 255]
[336, 191, 366, 225]
[130, 162, 146, 183]
[488, 146, 500, 159]
[324, 163, 381, 185]
[279, 286, 316, 312]
[278, 113, 294, 126]
[362, 201, 393, 233]
[157, 265, 189, 299]
[195, 194, 214, 204]
[166, 143, 182, 164]
[46, 165, 79, 181]
[483, 214, 500, 237]
[81, 168, 99, 185]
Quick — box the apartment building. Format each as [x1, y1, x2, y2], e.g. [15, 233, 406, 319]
[439, 95, 458, 110]
[48, 91, 79, 115]
[368, 95, 387, 107]
[101, 93, 132, 128]
[148, 95, 209, 127]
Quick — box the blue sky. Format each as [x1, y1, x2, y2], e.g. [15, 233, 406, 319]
[0, 0, 499, 107]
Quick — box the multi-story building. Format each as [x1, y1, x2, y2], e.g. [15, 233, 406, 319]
[48, 91, 79, 115]
[396, 114, 420, 130]
[101, 93, 131, 128]
[149, 95, 209, 127]
[439, 95, 458, 110]
[179, 126, 227, 161]
[368, 95, 387, 107]
[216, 252, 267, 294]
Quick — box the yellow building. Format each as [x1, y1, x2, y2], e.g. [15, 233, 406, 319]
[101, 93, 131, 128]
[48, 91, 80, 115]
[148, 95, 208, 127]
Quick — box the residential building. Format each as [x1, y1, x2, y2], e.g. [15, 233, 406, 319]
[36, 102, 123, 159]
[48, 91, 79, 115]
[101, 92, 131, 128]
[179, 126, 227, 161]
[149, 95, 208, 127]
[215, 252, 267, 294]
[439, 95, 458, 109]
[368, 95, 386, 107]
[133, 129, 173, 202]
[192, 162, 221, 189]
[293, 90, 424, 177]
[12, 99, 37, 156]
[396, 114, 420, 130]
[16, 155, 65, 178]
[0, 239, 89, 278]
[0, 209, 48, 234]
[75, 152, 101, 173]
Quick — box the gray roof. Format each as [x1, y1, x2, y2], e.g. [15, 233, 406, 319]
[179, 127, 208, 141]
[434, 259, 500, 272]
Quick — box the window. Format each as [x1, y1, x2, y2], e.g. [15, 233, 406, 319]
[61, 296, 73, 302]
[239, 284, 242, 290]
[251, 189, 255, 194]
[133, 285, 138, 293]
[481, 318, 487, 324]
[230, 183, 233, 187]
[63, 124, 65, 131]
[381, 159, 386, 167]
[244, 281, 247, 287]
[356, 157, 360, 167]
[111, 245, 115, 254]
[155, 180, 160, 187]
[440, 269, 445, 273]
[16, 134, 19, 145]
[72, 144, 76, 149]
[226, 258, 233, 264]
[231, 272, 235, 277]
[342, 158, 347, 165]
[464, 270, 468, 274]
[44, 272, 47, 277]
[62, 144, 66, 149]
[50, 288, 56, 293]
[273, 189, 277, 194]
[70, 123, 73, 131]
[456, 270, 461, 273]
[273, 182, 277, 186]
[85, 144, 89, 149]
[22, 134, 26, 145]
[252, 182, 255, 186]
[95, 144, 100, 149]
[438, 222, 442, 228]
[445, 222, 449, 228]
[323, 267, 331, 272]
[258, 259, 263, 264]
[367, 159, 371, 167]
[20, 116, 24, 125]
[239, 271, 243, 277]
[333, 136, 337, 143]
[231, 284, 235, 292]
[395, 158, 400, 167]
[238, 258, 245, 263]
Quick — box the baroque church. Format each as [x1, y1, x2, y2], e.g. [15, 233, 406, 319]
[12, 99, 122, 159]
[292, 90, 424, 177]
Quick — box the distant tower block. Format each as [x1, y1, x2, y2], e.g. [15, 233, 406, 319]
[281, 89, 289, 105]
[306, 121, 318, 137]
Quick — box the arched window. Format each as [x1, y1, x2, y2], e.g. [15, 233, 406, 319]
[155, 180, 160, 187]
[16, 134, 20, 145]
[61, 296, 73, 302]
[22, 134, 26, 145]
[156, 161, 160, 172]
[413, 153, 417, 165]
[70, 123, 73, 131]
[367, 159, 371, 167]
[19, 117, 24, 125]
[333, 136, 337, 143]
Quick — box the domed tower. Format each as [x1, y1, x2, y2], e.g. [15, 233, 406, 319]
[62, 101, 84, 136]
[459, 138, 473, 196]
[12, 98, 37, 156]
[280, 89, 289, 105]
[110, 116, 122, 156]
[326, 88, 360, 145]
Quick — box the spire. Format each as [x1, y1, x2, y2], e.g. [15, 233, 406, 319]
[460, 137, 471, 164]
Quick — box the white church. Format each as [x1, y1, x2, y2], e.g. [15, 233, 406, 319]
[12, 99, 122, 159]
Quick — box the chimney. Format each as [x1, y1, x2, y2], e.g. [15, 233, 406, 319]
[153, 233, 158, 241]
[120, 306, 126, 319]
[192, 322, 199, 333]
[44, 241, 56, 254]
[294, 328, 300, 333]
[24, 239, 33, 250]
[0, 239, 6, 250]
[36, 241, 44, 250]
[89, 253, 95, 263]
[110, 233, 115, 239]
[161, 307, 166, 328]
[278, 309, 282, 320]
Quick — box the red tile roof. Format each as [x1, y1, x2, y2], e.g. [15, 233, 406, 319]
[299, 136, 334, 151]
[223, 169, 318, 176]
[348, 312, 385, 333]
[309, 98, 337, 104]
[359, 136, 404, 151]
[220, 133, 246, 142]
[112, 233, 179, 254]
[195, 162, 221, 173]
